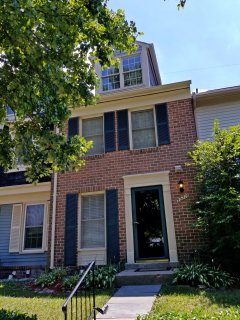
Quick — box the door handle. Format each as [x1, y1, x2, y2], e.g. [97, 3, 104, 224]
[133, 221, 139, 224]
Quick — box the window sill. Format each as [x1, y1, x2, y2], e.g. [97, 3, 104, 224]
[78, 247, 106, 252]
[19, 249, 46, 254]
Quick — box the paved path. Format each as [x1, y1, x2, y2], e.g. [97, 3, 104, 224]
[96, 285, 161, 320]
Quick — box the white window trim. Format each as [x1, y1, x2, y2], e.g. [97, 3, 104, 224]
[80, 115, 105, 155]
[78, 191, 106, 252]
[129, 105, 158, 150]
[100, 53, 143, 93]
[21, 202, 48, 254]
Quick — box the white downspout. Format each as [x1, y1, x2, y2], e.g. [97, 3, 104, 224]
[50, 126, 59, 269]
[50, 171, 58, 269]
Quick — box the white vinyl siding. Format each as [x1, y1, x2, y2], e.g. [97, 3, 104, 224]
[131, 109, 156, 149]
[195, 102, 240, 140]
[9, 204, 23, 253]
[80, 194, 105, 249]
[82, 117, 104, 155]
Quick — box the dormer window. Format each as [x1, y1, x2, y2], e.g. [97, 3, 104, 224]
[101, 55, 142, 92]
[96, 41, 161, 94]
[102, 67, 120, 91]
[123, 55, 142, 87]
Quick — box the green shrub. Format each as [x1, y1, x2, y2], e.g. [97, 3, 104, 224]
[172, 263, 236, 288]
[62, 274, 80, 290]
[0, 309, 37, 320]
[86, 265, 118, 289]
[35, 267, 67, 288]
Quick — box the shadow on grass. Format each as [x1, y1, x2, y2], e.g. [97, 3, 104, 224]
[0, 280, 114, 301]
[162, 285, 240, 307]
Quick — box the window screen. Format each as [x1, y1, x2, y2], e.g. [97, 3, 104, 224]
[81, 194, 105, 249]
[131, 109, 156, 149]
[24, 204, 44, 249]
[82, 117, 104, 155]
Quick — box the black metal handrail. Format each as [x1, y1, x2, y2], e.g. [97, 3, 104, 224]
[62, 261, 97, 320]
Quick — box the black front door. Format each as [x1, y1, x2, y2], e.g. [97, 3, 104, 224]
[132, 186, 168, 260]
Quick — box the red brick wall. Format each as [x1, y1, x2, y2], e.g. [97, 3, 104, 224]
[50, 98, 203, 266]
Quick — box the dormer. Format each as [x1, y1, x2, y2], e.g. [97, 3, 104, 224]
[95, 41, 161, 95]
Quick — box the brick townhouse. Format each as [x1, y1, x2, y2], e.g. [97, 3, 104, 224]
[50, 41, 202, 269]
[1, 41, 222, 275]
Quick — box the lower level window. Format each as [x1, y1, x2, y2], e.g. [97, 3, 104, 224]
[24, 204, 45, 250]
[80, 194, 105, 249]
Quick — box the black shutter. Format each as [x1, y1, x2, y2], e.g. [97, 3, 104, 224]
[106, 189, 120, 263]
[64, 193, 78, 266]
[117, 110, 129, 150]
[155, 103, 170, 145]
[104, 112, 115, 152]
[68, 117, 79, 138]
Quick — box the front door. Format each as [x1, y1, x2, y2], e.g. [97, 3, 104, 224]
[132, 186, 169, 261]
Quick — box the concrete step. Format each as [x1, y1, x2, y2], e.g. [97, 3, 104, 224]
[125, 261, 177, 271]
[115, 269, 174, 286]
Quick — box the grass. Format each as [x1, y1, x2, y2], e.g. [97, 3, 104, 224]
[0, 280, 114, 320]
[140, 285, 240, 320]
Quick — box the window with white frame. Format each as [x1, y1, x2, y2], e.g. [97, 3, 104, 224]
[24, 204, 45, 250]
[100, 54, 142, 92]
[82, 117, 104, 155]
[123, 55, 142, 87]
[101, 67, 120, 91]
[131, 109, 156, 149]
[80, 194, 105, 249]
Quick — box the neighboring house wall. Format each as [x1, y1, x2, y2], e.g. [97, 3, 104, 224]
[51, 82, 202, 267]
[0, 183, 51, 267]
[194, 87, 240, 140]
[0, 204, 47, 267]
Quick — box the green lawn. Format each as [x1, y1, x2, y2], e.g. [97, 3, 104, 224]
[0, 280, 113, 320]
[141, 285, 240, 320]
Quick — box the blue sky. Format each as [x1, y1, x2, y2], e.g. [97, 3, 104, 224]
[109, 0, 240, 92]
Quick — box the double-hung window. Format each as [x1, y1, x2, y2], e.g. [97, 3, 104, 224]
[131, 109, 156, 149]
[24, 203, 45, 250]
[82, 117, 104, 155]
[80, 194, 105, 249]
[129, 104, 170, 150]
[102, 67, 120, 92]
[123, 55, 142, 87]
[101, 55, 142, 92]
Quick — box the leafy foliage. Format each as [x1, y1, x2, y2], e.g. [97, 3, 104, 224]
[189, 122, 240, 271]
[0, 309, 37, 320]
[62, 274, 80, 290]
[35, 267, 67, 288]
[172, 263, 236, 288]
[86, 265, 118, 289]
[0, 0, 139, 182]
[35, 265, 118, 290]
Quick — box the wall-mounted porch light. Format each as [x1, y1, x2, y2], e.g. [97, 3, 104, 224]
[178, 180, 184, 193]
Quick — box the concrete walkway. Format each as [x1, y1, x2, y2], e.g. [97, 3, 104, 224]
[97, 285, 161, 320]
